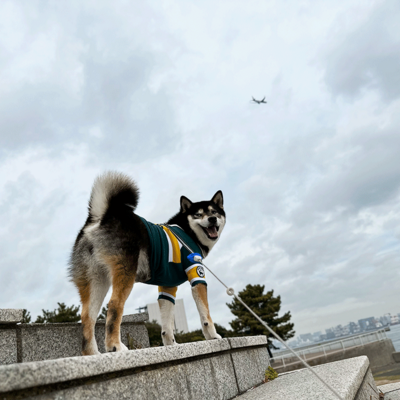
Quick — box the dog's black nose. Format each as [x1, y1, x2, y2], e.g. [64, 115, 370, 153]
[208, 216, 217, 224]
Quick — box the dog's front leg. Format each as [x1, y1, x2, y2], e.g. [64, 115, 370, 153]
[192, 283, 221, 340]
[158, 298, 177, 345]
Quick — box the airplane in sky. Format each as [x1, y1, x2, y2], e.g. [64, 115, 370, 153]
[252, 96, 267, 104]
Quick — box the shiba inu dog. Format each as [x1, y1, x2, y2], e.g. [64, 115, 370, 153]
[69, 172, 226, 355]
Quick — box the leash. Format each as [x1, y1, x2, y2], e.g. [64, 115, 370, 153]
[162, 224, 344, 400]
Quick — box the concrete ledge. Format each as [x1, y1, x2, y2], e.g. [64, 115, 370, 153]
[228, 336, 267, 348]
[97, 313, 149, 324]
[0, 336, 270, 399]
[378, 382, 400, 399]
[0, 309, 23, 324]
[392, 352, 400, 363]
[237, 356, 377, 400]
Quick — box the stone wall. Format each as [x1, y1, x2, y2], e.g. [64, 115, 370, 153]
[0, 311, 149, 365]
[0, 309, 24, 365]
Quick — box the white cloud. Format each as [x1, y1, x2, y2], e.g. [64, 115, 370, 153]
[323, 0, 400, 101]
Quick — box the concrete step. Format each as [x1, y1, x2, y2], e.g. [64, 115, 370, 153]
[235, 356, 378, 400]
[0, 336, 269, 400]
[377, 382, 400, 399]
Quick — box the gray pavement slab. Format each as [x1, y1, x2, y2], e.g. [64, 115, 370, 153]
[378, 382, 400, 400]
[235, 356, 371, 400]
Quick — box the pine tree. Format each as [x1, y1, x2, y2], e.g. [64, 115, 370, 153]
[214, 323, 235, 338]
[145, 320, 163, 347]
[97, 305, 108, 320]
[35, 302, 81, 323]
[175, 328, 205, 344]
[22, 309, 31, 323]
[227, 284, 295, 345]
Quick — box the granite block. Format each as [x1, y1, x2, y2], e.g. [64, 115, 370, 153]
[96, 320, 150, 351]
[0, 339, 231, 392]
[183, 355, 238, 399]
[0, 329, 18, 365]
[33, 370, 158, 400]
[236, 356, 369, 400]
[32, 353, 239, 400]
[384, 392, 400, 400]
[354, 367, 379, 400]
[231, 347, 270, 392]
[0, 309, 23, 324]
[97, 312, 149, 324]
[19, 323, 82, 363]
[378, 382, 400, 400]
[14, 317, 150, 363]
[378, 382, 400, 392]
[228, 335, 268, 349]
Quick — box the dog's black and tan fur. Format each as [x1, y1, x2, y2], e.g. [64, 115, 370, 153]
[69, 172, 226, 355]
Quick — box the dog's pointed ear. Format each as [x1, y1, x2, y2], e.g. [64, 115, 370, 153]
[211, 190, 223, 209]
[180, 196, 192, 213]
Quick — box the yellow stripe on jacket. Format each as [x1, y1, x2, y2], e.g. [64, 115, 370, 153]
[162, 226, 181, 263]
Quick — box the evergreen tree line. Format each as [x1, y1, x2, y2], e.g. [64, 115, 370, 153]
[22, 284, 295, 346]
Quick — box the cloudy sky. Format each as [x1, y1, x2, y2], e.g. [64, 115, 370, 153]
[1, 0, 400, 339]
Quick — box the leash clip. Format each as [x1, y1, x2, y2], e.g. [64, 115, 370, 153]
[187, 253, 203, 263]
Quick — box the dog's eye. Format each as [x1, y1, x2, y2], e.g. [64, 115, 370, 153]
[194, 213, 202, 218]
[211, 210, 217, 214]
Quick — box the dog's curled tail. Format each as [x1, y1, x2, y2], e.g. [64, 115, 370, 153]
[88, 171, 139, 222]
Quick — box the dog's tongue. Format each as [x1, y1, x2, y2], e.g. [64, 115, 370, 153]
[206, 226, 218, 238]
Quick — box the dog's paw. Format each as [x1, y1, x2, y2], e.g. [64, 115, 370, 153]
[161, 330, 176, 346]
[120, 342, 129, 351]
[202, 322, 221, 340]
[213, 333, 222, 340]
[82, 349, 101, 356]
[106, 342, 129, 352]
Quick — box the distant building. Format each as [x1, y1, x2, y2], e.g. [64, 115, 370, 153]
[146, 299, 189, 333]
[358, 317, 376, 331]
[341, 324, 350, 336]
[312, 332, 322, 342]
[325, 328, 335, 340]
[333, 325, 344, 337]
[348, 322, 360, 334]
[299, 333, 313, 343]
[382, 313, 392, 326]
[391, 315, 399, 325]
[288, 338, 301, 348]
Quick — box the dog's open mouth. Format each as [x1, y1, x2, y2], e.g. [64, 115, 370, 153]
[202, 226, 219, 240]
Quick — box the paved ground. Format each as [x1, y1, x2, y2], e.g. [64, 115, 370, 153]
[374, 364, 400, 385]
